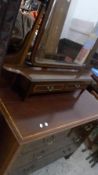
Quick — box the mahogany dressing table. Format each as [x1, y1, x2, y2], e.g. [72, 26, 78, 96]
[0, 87, 98, 175]
[1, 1, 98, 174]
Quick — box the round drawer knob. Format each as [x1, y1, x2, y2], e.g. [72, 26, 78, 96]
[75, 84, 80, 88]
[47, 86, 54, 92]
[84, 124, 93, 131]
[44, 135, 55, 145]
[73, 136, 81, 143]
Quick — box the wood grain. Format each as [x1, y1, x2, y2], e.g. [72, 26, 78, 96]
[1, 87, 98, 143]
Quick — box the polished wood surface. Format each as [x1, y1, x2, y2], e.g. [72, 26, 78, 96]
[3, 64, 92, 82]
[1, 84, 98, 174]
[1, 87, 98, 143]
[0, 115, 18, 175]
[3, 64, 92, 99]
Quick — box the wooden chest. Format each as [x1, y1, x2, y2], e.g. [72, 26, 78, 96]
[1, 88, 98, 175]
[11, 68, 92, 99]
[0, 113, 97, 175]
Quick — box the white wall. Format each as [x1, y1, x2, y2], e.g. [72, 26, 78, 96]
[73, 0, 98, 24]
[61, 0, 98, 41]
[61, 0, 79, 38]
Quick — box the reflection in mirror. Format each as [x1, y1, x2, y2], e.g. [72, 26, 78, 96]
[4, 0, 98, 69]
[5, 0, 45, 64]
[8, 0, 40, 53]
[31, 0, 72, 67]
[30, 0, 98, 68]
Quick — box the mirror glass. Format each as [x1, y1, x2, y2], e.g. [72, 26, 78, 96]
[32, 0, 98, 67]
[7, 0, 41, 54]
[7, 0, 98, 67]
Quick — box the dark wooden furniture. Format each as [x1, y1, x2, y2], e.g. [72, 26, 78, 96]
[1, 87, 98, 175]
[3, 64, 92, 99]
[1, 2, 98, 174]
[2, 0, 93, 100]
[87, 74, 98, 99]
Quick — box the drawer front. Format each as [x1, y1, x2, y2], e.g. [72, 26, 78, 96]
[10, 130, 80, 170]
[32, 83, 65, 93]
[15, 141, 74, 168]
[64, 82, 88, 91]
[31, 81, 88, 95]
[21, 129, 71, 154]
[9, 123, 97, 174]
[9, 145, 78, 175]
[15, 76, 90, 98]
[14, 74, 91, 98]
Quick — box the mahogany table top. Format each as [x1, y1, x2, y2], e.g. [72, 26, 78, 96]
[0, 87, 98, 143]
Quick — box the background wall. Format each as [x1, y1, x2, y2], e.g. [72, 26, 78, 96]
[61, 0, 98, 44]
[73, 0, 98, 23]
[61, 0, 78, 39]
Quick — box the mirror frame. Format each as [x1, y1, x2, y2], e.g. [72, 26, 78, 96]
[30, 0, 71, 68]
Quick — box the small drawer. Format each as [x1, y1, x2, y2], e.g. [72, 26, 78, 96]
[32, 83, 65, 93]
[33, 84, 50, 93]
[20, 139, 44, 154]
[11, 150, 45, 170]
[64, 82, 87, 91]
[20, 129, 71, 154]
[9, 161, 36, 175]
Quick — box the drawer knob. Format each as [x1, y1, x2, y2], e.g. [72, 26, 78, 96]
[44, 136, 55, 145]
[36, 150, 45, 160]
[75, 84, 80, 88]
[73, 136, 81, 143]
[47, 86, 54, 92]
[84, 124, 93, 131]
[37, 155, 43, 160]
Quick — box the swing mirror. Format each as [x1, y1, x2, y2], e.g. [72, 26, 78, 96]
[5, 0, 98, 68]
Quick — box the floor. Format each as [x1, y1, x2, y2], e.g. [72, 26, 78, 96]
[31, 144, 98, 175]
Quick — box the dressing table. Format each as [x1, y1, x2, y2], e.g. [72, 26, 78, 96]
[0, 87, 98, 175]
[1, 0, 98, 175]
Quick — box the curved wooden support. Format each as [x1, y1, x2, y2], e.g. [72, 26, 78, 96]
[4, 4, 45, 65]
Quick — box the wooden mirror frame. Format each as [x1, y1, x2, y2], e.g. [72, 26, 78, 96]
[30, 0, 72, 69]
